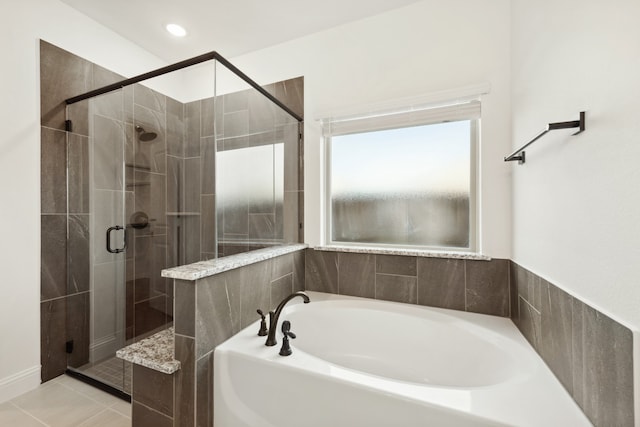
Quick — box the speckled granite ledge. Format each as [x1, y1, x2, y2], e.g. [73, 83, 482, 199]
[313, 245, 491, 261]
[161, 244, 308, 281]
[116, 328, 180, 374]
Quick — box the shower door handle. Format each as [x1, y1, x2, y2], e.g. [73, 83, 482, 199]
[106, 225, 127, 254]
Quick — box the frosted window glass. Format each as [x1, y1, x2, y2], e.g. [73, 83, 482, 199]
[330, 120, 472, 249]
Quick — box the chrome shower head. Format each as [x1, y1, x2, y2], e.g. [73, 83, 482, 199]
[135, 125, 158, 142]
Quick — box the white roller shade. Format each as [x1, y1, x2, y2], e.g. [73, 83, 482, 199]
[322, 100, 481, 137]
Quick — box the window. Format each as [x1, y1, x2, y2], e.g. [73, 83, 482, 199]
[324, 100, 479, 251]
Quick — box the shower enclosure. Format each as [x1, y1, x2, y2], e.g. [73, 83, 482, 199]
[63, 52, 303, 396]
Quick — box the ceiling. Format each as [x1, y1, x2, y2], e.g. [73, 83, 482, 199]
[61, 0, 423, 63]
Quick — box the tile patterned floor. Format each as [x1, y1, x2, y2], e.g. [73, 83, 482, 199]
[76, 357, 132, 394]
[0, 375, 131, 427]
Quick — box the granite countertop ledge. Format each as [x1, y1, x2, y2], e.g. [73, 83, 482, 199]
[313, 245, 491, 261]
[162, 244, 308, 281]
[115, 328, 180, 374]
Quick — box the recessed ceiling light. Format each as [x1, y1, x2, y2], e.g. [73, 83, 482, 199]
[166, 23, 187, 37]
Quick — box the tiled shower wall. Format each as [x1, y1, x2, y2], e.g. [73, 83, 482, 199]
[41, 40, 175, 381]
[40, 40, 304, 383]
[40, 40, 91, 381]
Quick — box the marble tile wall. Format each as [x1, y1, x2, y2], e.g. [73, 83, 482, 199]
[305, 248, 510, 316]
[510, 262, 634, 426]
[40, 41, 173, 381]
[40, 40, 91, 381]
[172, 250, 304, 427]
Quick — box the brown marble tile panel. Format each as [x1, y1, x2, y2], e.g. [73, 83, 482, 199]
[376, 254, 417, 276]
[417, 258, 465, 311]
[175, 279, 195, 338]
[271, 273, 294, 308]
[134, 105, 166, 174]
[134, 170, 167, 236]
[540, 280, 574, 393]
[575, 303, 634, 426]
[92, 64, 124, 88]
[304, 249, 337, 293]
[517, 297, 541, 352]
[41, 214, 67, 300]
[224, 90, 248, 113]
[134, 234, 168, 301]
[184, 157, 201, 213]
[273, 76, 304, 119]
[293, 250, 305, 292]
[375, 274, 417, 304]
[68, 133, 89, 214]
[271, 253, 293, 280]
[465, 259, 509, 317]
[66, 292, 90, 369]
[175, 335, 195, 427]
[196, 352, 214, 427]
[338, 252, 374, 298]
[132, 402, 172, 427]
[240, 261, 271, 323]
[133, 364, 174, 417]
[514, 263, 541, 311]
[201, 96, 215, 138]
[185, 101, 201, 158]
[283, 122, 300, 193]
[201, 136, 216, 195]
[201, 195, 216, 254]
[40, 298, 66, 382]
[166, 96, 185, 157]
[183, 216, 201, 265]
[223, 110, 249, 138]
[509, 261, 519, 321]
[40, 40, 91, 131]
[167, 156, 182, 213]
[93, 115, 124, 191]
[248, 90, 275, 134]
[134, 296, 168, 338]
[196, 272, 239, 358]
[91, 75, 125, 121]
[41, 127, 67, 214]
[283, 191, 300, 243]
[68, 215, 89, 294]
[134, 83, 166, 114]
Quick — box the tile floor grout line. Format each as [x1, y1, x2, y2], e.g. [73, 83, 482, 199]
[8, 401, 51, 427]
[75, 406, 112, 427]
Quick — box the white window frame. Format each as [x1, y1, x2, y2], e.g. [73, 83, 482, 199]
[322, 99, 480, 253]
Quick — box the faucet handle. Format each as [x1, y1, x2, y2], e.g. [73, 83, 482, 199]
[281, 320, 296, 339]
[256, 309, 268, 336]
[279, 320, 296, 356]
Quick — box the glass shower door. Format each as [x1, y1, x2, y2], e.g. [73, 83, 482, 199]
[66, 88, 131, 394]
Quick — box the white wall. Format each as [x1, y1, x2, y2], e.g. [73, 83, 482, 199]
[511, 0, 640, 334]
[0, 0, 168, 402]
[231, 0, 512, 257]
[511, 0, 640, 418]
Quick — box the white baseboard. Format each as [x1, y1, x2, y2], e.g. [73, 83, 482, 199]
[90, 334, 120, 363]
[0, 366, 41, 403]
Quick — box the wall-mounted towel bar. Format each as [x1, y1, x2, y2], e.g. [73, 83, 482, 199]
[504, 112, 585, 164]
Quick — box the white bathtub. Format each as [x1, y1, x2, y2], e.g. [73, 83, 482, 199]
[214, 291, 591, 427]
